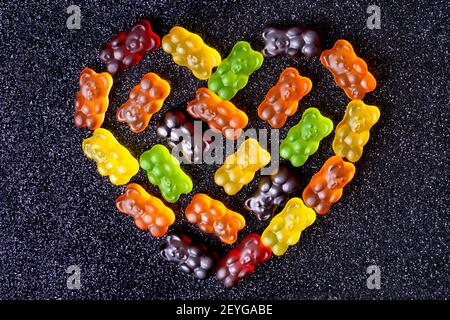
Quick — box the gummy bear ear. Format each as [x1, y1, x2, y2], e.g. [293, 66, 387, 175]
[237, 42, 249, 52]
[253, 53, 264, 69]
[197, 88, 211, 100]
[303, 109, 317, 122]
[166, 233, 180, 243]
[244, 197, 254, 210]
[160, 247, 172, 261]
[281, 68, 298, 82]
[262, 27, 275, 40]
[371, 106, 381, 124]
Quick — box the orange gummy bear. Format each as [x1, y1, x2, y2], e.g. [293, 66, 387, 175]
[187, 87, 248, 140]
[258, 67, 312, 128]
[185, 193, 246, 244]
[116, 183, 175, 237]
[302, 156, 355, 215]
[320, 39, 376, 100]
[117, 73, 170, 133]
[74, 68, 113, 130]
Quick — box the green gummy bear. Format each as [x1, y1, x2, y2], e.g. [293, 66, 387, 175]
[280, 108, 334, 167]
[139, 144, 193, 203]
[208, 41, 264, 100]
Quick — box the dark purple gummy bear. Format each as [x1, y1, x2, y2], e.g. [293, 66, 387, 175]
[262, 26, 321, 58]
[156, 110, 213, 164]
[160, 233, 217, 280]
[244, 165, 299, 221]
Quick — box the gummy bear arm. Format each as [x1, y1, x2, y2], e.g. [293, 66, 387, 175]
[304, 141, 320, 156]
[287, 231, 302, 246]
[216, 60, 231, 74]
[329, 189, 343, 203]
[360, 131, 370, 146]
[234, 75, 248, 90]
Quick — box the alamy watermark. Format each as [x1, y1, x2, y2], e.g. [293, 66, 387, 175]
[366, 265, 381, 289]
[367, 5, 381, 30]
[66, 5, 81, 30]
[166, 125, 280, 175]
[66, 264, 81, 290]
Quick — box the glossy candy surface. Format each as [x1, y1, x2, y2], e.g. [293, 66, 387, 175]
[257, 67, 312, 128]
[262, 26, 321, 58]
[100, 19, 160, 74]
[244, 166, 299, 221]
[116, 183, 175, 237]
[139, 144, 193, 203]
[320, 39, 376, 100]
[302, 156, 355, 214]
[160, 233, 217, 280]
[162, 26, 221, 80]
[261, 198, 316, 256]
[82, 128, 139, 185]
[74, 68, 113, 130]
[214, 139, 271, 195]
[208, 41, 264, 100]
[187, 87, 248, 140]
[280, 107, 333, 167]
[156, 109, 213, 163]
[117, 73, 170, 133]
[332, 100, 380, 162]
[185, 193, 245, 244]
[216, 233, 272, 288]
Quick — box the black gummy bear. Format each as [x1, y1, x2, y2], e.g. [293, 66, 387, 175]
[244, 165, 299, 221]
[156, 110, 213, 163]
[262, 26, 321, 58]
[160, 232, 217, 280]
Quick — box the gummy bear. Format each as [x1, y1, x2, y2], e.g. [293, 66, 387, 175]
[261, 198, 316, 256]
[74, 68, 113, 130]
[160, 233, 217, 280]
[116, 73, 170, 133]
[208, 41, 264, 100]
[116, 183, 175, 237]
[185, 193, 245, 245]
[262, 26, 321, 58]
[99, 19, 160, 74]
[216, 233, 272, 288]
[214, 138, 271, 195]
[187, 87, 248, 140]
[139, 144, 193, 203]
[320, 39, 377, 100]
[280, 108, 334, 167]
[257, 67, 312, 128]
[332, 100, 380, 162]
[162, 26, 221, 80]
[82, 128, 139, 185]
[244, 166, 299, 221]
[157, 110, 213, 163]
[302, 156, 355, 215]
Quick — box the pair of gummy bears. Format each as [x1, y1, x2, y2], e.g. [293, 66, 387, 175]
[75, 19, 381, 288]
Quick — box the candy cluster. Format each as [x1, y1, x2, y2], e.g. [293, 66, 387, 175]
[74, 19, 380, 287]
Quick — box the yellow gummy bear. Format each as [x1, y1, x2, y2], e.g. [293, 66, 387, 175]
[214, 138, 271, 195]
[82, 128, 139, 185]
[261, 198, 316, 256]
[332, 100, 380, 162]
[162, 26, 221, 80]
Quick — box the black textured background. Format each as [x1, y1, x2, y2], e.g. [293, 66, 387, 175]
[0, 0, 448, 300]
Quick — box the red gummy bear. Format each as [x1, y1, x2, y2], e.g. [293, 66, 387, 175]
[215, 233, 272, 288]
[302, 156, 355, 215]
[99, 19, 160, 74]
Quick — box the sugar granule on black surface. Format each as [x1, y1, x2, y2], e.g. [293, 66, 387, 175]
[0, 0, 448, 299]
